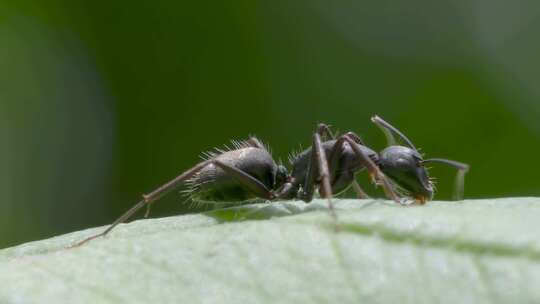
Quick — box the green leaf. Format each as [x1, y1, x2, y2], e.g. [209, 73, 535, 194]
[1, 198, 540, 303]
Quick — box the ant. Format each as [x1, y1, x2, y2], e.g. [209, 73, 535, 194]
[72, 115, 468, 247]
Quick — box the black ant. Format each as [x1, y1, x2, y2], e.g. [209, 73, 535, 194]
[72, 115, 468, 247]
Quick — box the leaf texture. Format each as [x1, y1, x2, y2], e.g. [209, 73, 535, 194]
[1, 198, 539, 304]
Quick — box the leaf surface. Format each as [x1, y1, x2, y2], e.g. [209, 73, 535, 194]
[1, 198, 540, 304]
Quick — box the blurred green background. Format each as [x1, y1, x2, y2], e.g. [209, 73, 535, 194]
[1, 0, 539, 248]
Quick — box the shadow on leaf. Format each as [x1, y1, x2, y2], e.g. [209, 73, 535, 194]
[204, 201, 330, 223]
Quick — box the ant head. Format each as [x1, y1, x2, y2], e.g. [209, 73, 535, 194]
[372, 115, 470, 202]
[371, 115, 433, 202]
[275, 164, 290, 188]
[378, 146, 433, 203]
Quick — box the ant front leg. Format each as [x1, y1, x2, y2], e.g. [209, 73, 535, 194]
[341, 134, 402, 204]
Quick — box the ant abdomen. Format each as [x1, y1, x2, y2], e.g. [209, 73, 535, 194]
[185, 146, 278, 203]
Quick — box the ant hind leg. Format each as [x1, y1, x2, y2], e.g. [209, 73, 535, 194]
[70, 159, 214, 247]
[71, 158, 275, 247]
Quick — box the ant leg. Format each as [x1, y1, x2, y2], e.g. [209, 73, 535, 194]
[70, 159, 214, 247]
[351, 180, 370, 199]
[71, 159, 274, 247]
[317, 123, 336, 140]
[317, 123, 366, 145]
[345, 133, 370, 199]
[272, 125, 337, 202]
[341, 135, 401, 204]
[142, 141, 271, 219]
[144, 202, 153, 218]
[300, 133, 336, 218]
[324, 133, 369, 199]
[318, 125, 369, 198]
[422, 158, 469, 200]
[300, 133, 332, 201]
[275, 182, 296, 199]
[212, 161, 274, 200]
[371, 115, 417, 150]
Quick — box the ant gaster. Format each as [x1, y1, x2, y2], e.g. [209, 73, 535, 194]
[72, 116, 468, 247]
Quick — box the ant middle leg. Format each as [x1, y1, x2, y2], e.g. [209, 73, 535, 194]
[323, 133, 371, 199]
[317, 124, 370, 199]
[300, 133, 332, 201]
[317, 123, 365, 145]
[299, 132, 336, 219]
[317, 123, 336, 140]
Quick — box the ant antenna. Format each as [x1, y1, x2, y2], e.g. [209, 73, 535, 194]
[422, 158, 469, 200]
[371, 115, 417, 150]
